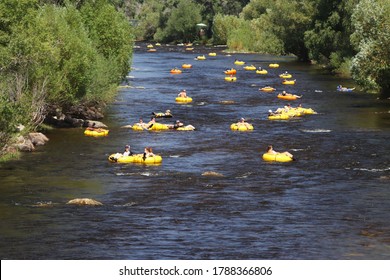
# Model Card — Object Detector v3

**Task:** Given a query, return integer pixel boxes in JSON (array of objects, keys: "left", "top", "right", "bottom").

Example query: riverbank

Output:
[{"left": 0, "top": 102, "right": 109, "bottom": 162}]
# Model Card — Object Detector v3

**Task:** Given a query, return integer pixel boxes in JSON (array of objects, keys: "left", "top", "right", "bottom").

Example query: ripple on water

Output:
[{"left": 1, "top": 47, "right": 390, "bottom": 260}]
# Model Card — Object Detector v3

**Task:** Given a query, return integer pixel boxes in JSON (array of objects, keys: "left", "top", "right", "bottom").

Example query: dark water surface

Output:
[{"left": 1, "top": 45, "right": 390, "bottom": 259}]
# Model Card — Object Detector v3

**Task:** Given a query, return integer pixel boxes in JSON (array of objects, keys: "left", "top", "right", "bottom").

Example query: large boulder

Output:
[
  {"left": 67, "top": 198, "right": 103, "bottom": 206},
  {"left": 201, "top": 171, "right": 224, "bottom": 177},
  {"left": 28, "top": 132, "right": 49, "bottom": 146},
  {"left": 44, "top": 103, "right": 106, "bottom": 128},
  {"left": 68, "top": 104, "right": 104, "bottom": 120},
  {"left": 15, "top": 135, "right": 35, "bottom": 152},
  {"left": 83, "top": 120, "right": 108, "bottom": 128},
  {"left": 64, "top": 116, "right": 84, "bottom": 127}
]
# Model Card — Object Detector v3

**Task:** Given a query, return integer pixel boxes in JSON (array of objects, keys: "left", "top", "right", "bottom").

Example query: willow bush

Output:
[{"left": 0, "top": 0, "right": 134, "bottom": 153}]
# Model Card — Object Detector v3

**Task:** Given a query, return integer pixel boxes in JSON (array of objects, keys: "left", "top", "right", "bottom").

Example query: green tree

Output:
[
  {"left": 3, "top": 4, "right": 100, "bottom": 127},
  {"left": 304, "top": 0, "right": 358, "bottom": 70},
  {"left": 350, "top": 0, "right": 390, "bottom": 95},
  {"left": 0, "top": 0, "right": 134, "bottom": 153},
  {"left": 225, "top": 0, "right": 314, "bottom": 59},
  {"left": 212, "top": 14, "right": 241, "bottom": 45},
  {"left": 154, "top": 0, "right": 202, "bottom": 43},
  {"left": 80, "top": 0, "right": 133, "bottom": 78},
  {"left": 134, "top": 0, "right": 164, "bottom": 40}
]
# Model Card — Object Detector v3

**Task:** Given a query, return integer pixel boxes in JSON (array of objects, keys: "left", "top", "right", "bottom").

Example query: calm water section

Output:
[{"left": 1, "top": 45, "right": 390, "bottom": 259}]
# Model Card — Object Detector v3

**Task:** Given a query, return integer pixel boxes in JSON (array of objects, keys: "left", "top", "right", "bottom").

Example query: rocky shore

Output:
[
  {"left": 44, "top": 103, "right": 107, "bottom": 128},
  {"left": 2, "top": 103, "right": 108, "bottom": 157}
]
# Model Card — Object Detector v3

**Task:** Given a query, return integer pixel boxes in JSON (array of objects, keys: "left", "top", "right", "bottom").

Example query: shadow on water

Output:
[{"left": 1, "top": 44, "right": 390, "bottom": 259}]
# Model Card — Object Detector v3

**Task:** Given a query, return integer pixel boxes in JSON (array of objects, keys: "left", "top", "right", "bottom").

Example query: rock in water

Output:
[
  {"left": 67, "top": 198, "right": 103, "bottom": 206},
  {"left": 29, "top": 132, "right": 49, "bottom": 146},
  {"left": 201, "top": 171, "right": 224, "bottom": 177}
]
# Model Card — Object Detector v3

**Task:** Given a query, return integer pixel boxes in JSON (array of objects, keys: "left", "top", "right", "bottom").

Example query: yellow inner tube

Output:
[
  {"left": 196, "top": 55, "right": 206, "bottom": 60},
  {"left": 262, "top": 153, "right": 292, "bottom": 162},
  {"left": 132, "top": 124, "right": 145, "bottom": 131},
  {"left": 108, "top": 154, "right": 162, "bottom": 164},
  {"left": 175, "top": 96, "right": 193, "bottom": 103},
  {"left": 230, "top": 123, "right": 254, "bottom": 131},
  {"left": 208, "top": 53, "right": 217, "bottom": 56},
  {"left": 282, "top": 80, "right": 296, "bottom": 85},
  {"left": 268, "top": 114, "right": 289, "bottom": 120},
  {"left": 286, "top": 109, "right": 302, "bottom": 117},
  {"left": 84, "top": 129, "right": 109, "bottom": 137},
  {"left": 277, "top": 94, "right": 298, "bottom": 100},
  {"left": 279, "top": 74, "right": 292, "bottom": 79},
  {"left": 132, "top": 122, "right": 170, "bottom": 131},
  {"left": 295, "top": 108, "right": 316, "bottom": 115},
  {"left": 244, "top": 65, "right": 256, "bottom": 71},
  {"left": 269, "top": 63, "right": 280, "bottom": 68},
  {"left": 148, "top": 123, "right": 169, "bottom": 131},
  {"left": 224, "top": 76, "right": 237, "bottom": 82},
  {"left": 260, "top": 87, "right": 276, "bottom": 92},
  {"left": 256, "top": 70, "right": 268, "bottom": 74},
  {"left": 153, "top": 112, "right": 172, "bottom": 118},
  {"left": 176, "top": 125, "right": 195, "bottom": 131},
  {"left": 234, "top": 60, "right": 245, "bottom": 65},
  {"left": 182, "top": 64, "right": 192, "bottom": 69}
]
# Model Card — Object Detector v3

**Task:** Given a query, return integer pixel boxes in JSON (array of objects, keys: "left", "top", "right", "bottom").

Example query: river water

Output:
[{"left": 1, "top": 45, "right": 390, "bottom": 260}]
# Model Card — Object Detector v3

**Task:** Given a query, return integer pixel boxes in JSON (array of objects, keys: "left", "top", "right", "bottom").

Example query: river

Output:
[{"left": 1, "top": 44, "right": 389, "bottom": 259}]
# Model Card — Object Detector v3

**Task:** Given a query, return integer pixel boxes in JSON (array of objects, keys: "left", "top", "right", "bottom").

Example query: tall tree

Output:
[
  {"left": 0, "top": 0, "right": 134, "bottom": 151},
  {"left": 226, "top": 0, "right": 314, "bottom": 59},
  {"left": 154, "top": 0, "right": 202, "bottom": 43},
  {"left": 134, "top": 0, "right": 164, "bottom": 40},
  {"left": 350, "top": 0, "right": 390, "bottom": 96},
  {"left": 304, "top": 0, "right": 358, "bottom": 69}
]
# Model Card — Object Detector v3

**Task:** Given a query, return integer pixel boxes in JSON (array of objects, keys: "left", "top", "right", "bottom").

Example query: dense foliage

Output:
[
  {"left": 1, "top": 0, "right": 389, "bottom": 154},
  {"left": 129, "top": 0, "right": 249, "bottom": 41},
  {"left": 128, "top": 0, "right": 389, "bottom": 95},
  {"left": 350, "top": 0, "right": 390, "bottom": 94},
  {"left": 0, "top": 0, "right": 133, "bottom": 152}
]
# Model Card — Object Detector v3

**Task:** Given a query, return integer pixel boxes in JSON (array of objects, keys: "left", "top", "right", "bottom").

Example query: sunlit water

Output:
[{"left": 1, "top": 44, "right": 390, "bottom": 259}]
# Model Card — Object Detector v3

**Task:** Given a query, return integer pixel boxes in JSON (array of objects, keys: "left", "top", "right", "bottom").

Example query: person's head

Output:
[
  {"left": 267, "top": 145, "right": 273, "bottom": 152},
  {"left": 166, "top": 109, "right": 171, "bottom": 113},
  {"left": 287, "top": 103, "right": 291, "bottom": 107},
  {"left": 139, "top": 118, "right": 143, "bottom": 123},
  {"left": 125, "top": 145, "right": 130, "bottom": 150},
  {"left": 240, "top": 117, "right": 245, "bottom": 122},
  {"left": 268, "top": 110, "right": 273, "bottom": 114}
]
